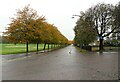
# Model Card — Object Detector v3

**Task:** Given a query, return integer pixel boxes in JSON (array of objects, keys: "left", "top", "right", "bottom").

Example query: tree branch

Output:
[
  {"left": 95, "top": 18, "right": 100, "bottom": 35},
  {"left": 103, "top": 27, "right": 117, "bottom": 37}
]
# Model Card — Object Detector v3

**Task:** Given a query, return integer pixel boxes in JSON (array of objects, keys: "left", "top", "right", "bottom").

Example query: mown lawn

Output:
[
  {"left": 92, "top": 46, "right": 119, "bottom": 52},
  {"left": 1, "top": 44, "right": 57, "bottom": 55}
]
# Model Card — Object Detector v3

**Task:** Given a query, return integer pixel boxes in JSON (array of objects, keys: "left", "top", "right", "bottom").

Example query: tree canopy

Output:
[
  {"left": 3, "top": 5, "right": 68, "bottom": 53},
  {"left": 74, "top": 2, "right": 119, "bottom": 51},
  {"left": 4, "top": 5, "right": 68, "bottom": 45},
  {"left": 74, "top": 15, "right": 97, "bottom": 46}
]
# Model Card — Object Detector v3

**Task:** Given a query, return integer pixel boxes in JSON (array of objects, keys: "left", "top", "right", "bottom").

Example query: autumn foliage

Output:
[{"left": 4, "top": 5, "right": 68, "bottom": 53}]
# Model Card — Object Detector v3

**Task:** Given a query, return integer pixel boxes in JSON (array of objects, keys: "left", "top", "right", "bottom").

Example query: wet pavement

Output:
[{"left": 2, "top": 45, "right": 119, "bottom": 80}]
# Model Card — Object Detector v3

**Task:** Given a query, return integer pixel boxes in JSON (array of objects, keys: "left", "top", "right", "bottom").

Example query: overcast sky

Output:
[{"left": 0, "top": 0, "right": 119, "bottom": 40}]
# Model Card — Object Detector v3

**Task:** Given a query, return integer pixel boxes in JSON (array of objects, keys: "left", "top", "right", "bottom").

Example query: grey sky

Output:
[{"left": 0, "top": 0, "right": 119, "bottom": 40}]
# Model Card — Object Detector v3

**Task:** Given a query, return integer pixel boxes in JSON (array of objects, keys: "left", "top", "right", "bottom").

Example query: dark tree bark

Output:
[
  {"left": 54, "top": 44, "right": 55, "bottom": 48},
  {"left": 99, "top": 37, "right": 104, "bottom": 51},
  {"left": 43, "top": 43, "right": 46, "bottom": 51},
  {"left": 51, "top": 44, "right": 52, "bottom": 49},
  {"left": 36, "top": 43, "right": 39, "bottom": 54},
  {"left": 48, "top": 44, "right": 49, "bottom": 51},
  {"left": 37, "top": 43, "right": 39, "bottom": 51},
  {"left": 26, "top": 42, "right": 28, "bottom": 55}
]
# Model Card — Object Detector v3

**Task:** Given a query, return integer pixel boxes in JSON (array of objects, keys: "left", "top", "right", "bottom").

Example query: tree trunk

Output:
[
  {"left": 99, "top": 38, "right": 104, "bottom": 52},
  {"left": 37, "top": 43, "right": 39, "bottom": 51},
  {"left": 54, "top": 44, "right": 55, "bottom": 48},
  {"left": 48, "top": 44, "right": 49, "bottom": 51},
  {"left": 26, "top": 42, "right": 28, "bottom": 55},
  {"left": 51, "top": 44, "right": 52, "bottom": 49},
  {"left": 36, "top": 43, "right": 39, "bottom": 54},
  {"left": 43, "top": 43, "right": 46, "bottom": 51}
]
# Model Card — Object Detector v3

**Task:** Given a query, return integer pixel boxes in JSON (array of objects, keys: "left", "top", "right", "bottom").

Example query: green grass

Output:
[
  {"left": 1, "top": 44, "right": 59, "bottom": 55},
  {"left": 75, "top": 46, "right": 87, "bottom": 53},
  {"left": 92, "top": 46, "right": 119, "bottom": 52},
  {"left": 74, "top": 46, "right": 119, "bottom": 52}
]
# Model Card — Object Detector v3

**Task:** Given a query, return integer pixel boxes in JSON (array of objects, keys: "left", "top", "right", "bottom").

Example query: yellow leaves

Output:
[{"left": 3, "top": 4, "right": 68, "bottom": 44}]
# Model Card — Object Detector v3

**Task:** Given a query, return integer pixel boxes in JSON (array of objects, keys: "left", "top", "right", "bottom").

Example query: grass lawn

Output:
[
  {"left": 75, "top": 46, "right": 119, "bottom": 52},
  {"left": 92, "top": 46, "right": 119, "bottom": 52},
  {"left": 75, "top": 46, "right": 87, "bottom": 53},
  {"left": 1, "top": 44, "right": 58, "bottom": 55}
]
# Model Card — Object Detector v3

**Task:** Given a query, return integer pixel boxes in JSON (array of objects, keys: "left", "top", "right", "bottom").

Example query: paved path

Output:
[{"left": 2, "top": 45, "right": 118, "bottom": 80}]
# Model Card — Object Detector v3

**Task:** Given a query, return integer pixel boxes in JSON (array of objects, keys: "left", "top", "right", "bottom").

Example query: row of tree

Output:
[
  {"left": 74, "top": 2, "right": 120, "bottom": 51},
  {"left": 3, "top": 5, "right": 68, "bottom": 53}
]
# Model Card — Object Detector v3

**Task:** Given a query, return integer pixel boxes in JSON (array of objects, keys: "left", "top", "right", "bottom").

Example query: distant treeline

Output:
[{"left": 0, "top": 36, "right": 10, "bottom": 44}]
